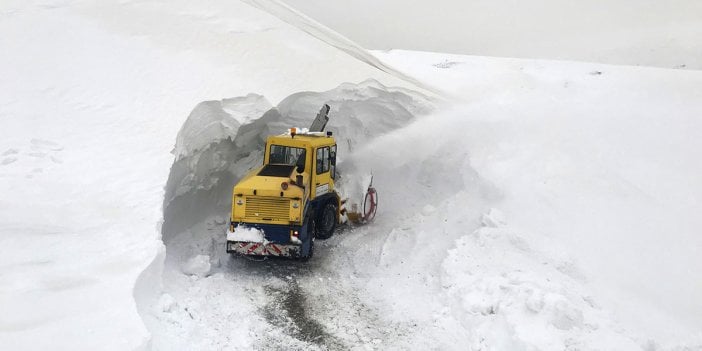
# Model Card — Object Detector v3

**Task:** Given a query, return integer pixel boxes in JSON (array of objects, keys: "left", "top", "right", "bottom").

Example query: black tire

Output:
[
  {"left": 300, "top": 216, "right": 315, "bottom": 261},
  {"left": 300, "top": 235, "right": 314, "bottom": 261},
  {"left": 315, "top": 202, "right": 337, "bottom": 240}
]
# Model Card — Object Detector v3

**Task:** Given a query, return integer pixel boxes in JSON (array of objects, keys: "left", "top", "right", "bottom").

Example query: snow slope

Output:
[
  {"left": 0, "top": 1, "right": 425, "bottom": 350},
  {"left": 366, "top": 50, "right": 702, "bottom": 347}
]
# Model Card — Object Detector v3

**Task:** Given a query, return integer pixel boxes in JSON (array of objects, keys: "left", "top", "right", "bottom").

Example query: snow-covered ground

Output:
[
  {"left": 363, "top": 50, "right": 702, "bottom": 349},
  {"left": 373, "top": 50, "right": 702, "bottom": 335},
  {"left": 2, "top": 1, "right": 701, "bottom": 350}
]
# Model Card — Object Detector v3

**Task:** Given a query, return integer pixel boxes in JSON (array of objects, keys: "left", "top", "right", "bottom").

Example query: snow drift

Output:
[{"left": 367, "top": 50, "right": 702, "bottom": 349}]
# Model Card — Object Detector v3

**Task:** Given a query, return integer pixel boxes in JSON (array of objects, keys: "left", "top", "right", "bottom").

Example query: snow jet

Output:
[{"left": 139, "top": 80, "right": 434, "bottom": 349}]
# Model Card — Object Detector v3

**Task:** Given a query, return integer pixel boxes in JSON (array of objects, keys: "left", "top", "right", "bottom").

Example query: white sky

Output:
[{"left": 282, "top": 0, "right": 702, "bottom": 68}]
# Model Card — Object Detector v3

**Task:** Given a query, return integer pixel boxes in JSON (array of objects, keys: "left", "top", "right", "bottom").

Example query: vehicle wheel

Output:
[
  {"left": 301, "top": 236, "right": 314, "bottom": 261},
  {"left": 315, "top": 202, "right": 337, "bottom": 240},
  {"left": 301, "top": 217, "right": 315, "bottom": 261}
]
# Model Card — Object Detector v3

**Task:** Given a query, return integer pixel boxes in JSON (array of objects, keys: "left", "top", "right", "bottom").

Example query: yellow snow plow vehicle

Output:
[{"left": 226, "top": 105, "right": 377, "bottom": 259}]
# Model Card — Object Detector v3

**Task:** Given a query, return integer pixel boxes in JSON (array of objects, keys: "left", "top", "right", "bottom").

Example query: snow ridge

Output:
[{"left": 241, "top": 0, "right": 445, "bottom": 97}]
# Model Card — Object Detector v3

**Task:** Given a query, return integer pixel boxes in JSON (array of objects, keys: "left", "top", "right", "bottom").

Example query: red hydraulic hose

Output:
[{"left": 362, "top": 187, "right": 378, "bottom": 222}]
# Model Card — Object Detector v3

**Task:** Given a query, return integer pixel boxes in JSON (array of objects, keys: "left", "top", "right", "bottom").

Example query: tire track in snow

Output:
[
  {"left": 258, "top": 274, "right": 344, "bottom": 350},
  {"left": 225, "top": 232, "right": 411, "bottom": 351}
]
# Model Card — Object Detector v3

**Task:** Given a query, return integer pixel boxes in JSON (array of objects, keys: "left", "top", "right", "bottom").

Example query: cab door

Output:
[{"left": 312, "top": 145, "right": 333, "bottom": 198}]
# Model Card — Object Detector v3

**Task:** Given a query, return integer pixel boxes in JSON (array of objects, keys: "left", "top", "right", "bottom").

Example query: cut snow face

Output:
[{"left": 140, "top": 80, "right": 435, "bottom": 350}]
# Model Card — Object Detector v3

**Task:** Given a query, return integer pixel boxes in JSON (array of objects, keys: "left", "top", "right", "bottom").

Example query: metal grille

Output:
[{"left": 245, "top": 197, "right": 290, "bottom": 221}]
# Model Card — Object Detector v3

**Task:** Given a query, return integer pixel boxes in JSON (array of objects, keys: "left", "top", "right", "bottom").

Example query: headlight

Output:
[
  {"left": 292, "top": 201, "right": 299, "bottom": 209},
  {"left": 236, "top": 198, "right": 244, "bottom": 205}
]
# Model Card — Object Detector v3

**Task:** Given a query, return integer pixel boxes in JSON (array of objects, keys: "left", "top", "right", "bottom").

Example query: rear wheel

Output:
[{"left": 315, "top": 202, "right": 337, "bottom": 240}]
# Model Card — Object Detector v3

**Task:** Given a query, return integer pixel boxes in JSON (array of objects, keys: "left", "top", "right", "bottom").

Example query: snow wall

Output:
[{"left": 161, "top": 79, "right": 433, "bottom": 244}]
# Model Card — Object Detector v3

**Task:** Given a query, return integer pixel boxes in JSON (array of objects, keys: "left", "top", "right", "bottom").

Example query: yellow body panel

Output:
[{"left": 231, "top": 132, "right": 337, "bottom": 226}]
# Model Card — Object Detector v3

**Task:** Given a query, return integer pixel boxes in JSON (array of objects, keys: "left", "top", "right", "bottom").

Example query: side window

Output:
[{"left": 316, "top": 147, "right": 330, "bottom": 175}]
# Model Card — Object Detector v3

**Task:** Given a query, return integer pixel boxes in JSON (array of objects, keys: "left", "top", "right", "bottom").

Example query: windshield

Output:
[{"left": 269, "top": 145, "right": 305, "bottom": 166}]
